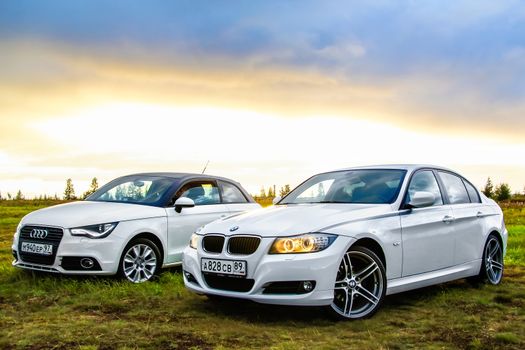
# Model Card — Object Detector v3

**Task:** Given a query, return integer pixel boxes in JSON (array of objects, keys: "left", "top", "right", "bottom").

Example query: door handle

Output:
[
  {"left": 476, "top": 211, "right": 484, "bottom": 218},
  {"left": 442, "top": 215, "right": 455, "bottom": 224},
  {"left": 220, "top": 214, "right": 228, "bottom": 218}
]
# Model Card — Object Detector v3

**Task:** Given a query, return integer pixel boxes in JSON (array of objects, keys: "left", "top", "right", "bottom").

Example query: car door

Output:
[
  {"left": 218, "top": 180, "right": 260, "bottom": 214},
  {"left": 400, "top": 169, "right": 455, "bottom": 276},
  {"left": 437, "top": 171, "right": 485, "bottom": 265},
  {"left": 165, "top": 180, "right": 230, "bottom": 263}
]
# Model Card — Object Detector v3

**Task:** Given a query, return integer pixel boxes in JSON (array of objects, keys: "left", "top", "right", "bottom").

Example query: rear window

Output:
[{"left": 463, "top": 180, "right": 481, "bottom": 203}]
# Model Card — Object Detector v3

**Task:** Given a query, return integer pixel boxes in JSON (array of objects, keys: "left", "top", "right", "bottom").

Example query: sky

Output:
[{"left": 0, "top": 0, "right": 524, "bottom": 197}]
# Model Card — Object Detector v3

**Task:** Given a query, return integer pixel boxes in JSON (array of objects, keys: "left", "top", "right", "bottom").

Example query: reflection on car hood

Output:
[
  {"left": 20, "top": 201, "right": 166, "bottom": 228},
  {"left": 202, "top": 203, "right": 394, "bottom": 237}
]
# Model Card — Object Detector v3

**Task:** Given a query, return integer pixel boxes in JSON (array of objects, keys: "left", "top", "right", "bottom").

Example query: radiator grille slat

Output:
[
  {"left": 202, "top": 235, "right": 225, "bottom": 253},
  {"left": 228, "top": 236, "right": 260, "bottom": 255}
]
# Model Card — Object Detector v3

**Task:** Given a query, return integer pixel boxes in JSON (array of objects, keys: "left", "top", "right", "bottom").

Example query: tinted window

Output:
[
  {"left": 175, "top": 182, "right": 220, "bottom": 205},
  {"left": 407, "top": 170, "right": 443, "bottom": 206},
  {"left": 281, "top": 169, "right": 406, "bottom": 204},
  {"left": 438, "top": 172, "right": 470, "bottom": 204},
  {"left": 463, "top": 180, "right": 481, "bottom": 203},
  {"left": 219, "top": 181, "right": 248, "bottom": 203}
]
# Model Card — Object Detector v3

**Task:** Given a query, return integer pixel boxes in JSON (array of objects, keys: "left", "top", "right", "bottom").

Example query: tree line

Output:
[
  {"left": 253, "top": 184, "right": 292, "bottom": 201},
  {"left": 481, "top": 177, "right": 517, "bottom": 202},
  {"left": 0, "top": 178, "right": 99, "bottom": 201}
]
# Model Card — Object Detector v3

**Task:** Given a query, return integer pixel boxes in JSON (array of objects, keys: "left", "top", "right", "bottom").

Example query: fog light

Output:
[
  {"left": 12, "top": 250, "right": 18, "bottom": 261},
  {"left": 80, "top": 258, "right": 95, "bottom": 269},
  {"left": 303, "top": 281, "right": 314, "bottom": 292}
]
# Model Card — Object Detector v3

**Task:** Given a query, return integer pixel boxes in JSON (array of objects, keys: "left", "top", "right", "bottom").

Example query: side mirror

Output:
[
  {"left": 272, "top": 196, "right": 282, "bottom": 205},
  {"left": 406, "top": 191, "right": 435, "bottom": 208},
  {"left": 174, "top": 197, "right": 195, "bottom": 213}
]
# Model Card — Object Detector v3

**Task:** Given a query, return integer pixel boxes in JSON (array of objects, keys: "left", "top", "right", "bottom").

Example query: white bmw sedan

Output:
[
  {"left": 183, "top": 165, "right": 507, "bottom": 319},
  {"left": 12, "top": 173, "right": 260, "bottom": 283}
]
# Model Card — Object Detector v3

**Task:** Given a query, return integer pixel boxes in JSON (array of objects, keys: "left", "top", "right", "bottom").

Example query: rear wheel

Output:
[
  {"left": 328, "top": 246, "right": 386, "bottom": 320},
  {"left": 479, "top": 234, "right": 504, "bottom": 285},
  {"left": 119, "top": 238, "right": 161, "bottom": 283}
]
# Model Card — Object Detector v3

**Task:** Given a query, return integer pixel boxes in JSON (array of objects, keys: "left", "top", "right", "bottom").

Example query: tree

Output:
[
  {"left": 494, "top": 183, "right": 511, "bottom": 202},
  {"left": 64, "top": 178, "right": 76, "bottom": 200},
  {"left": 267, "top": 186, "right": 274, "bottom": 198},
  {"left": 482, "top": 177, "right": 494, "bottom": 198},
  {"left": 279, "top": 184, "right": 291, "bottom": 197},
  {"left": 259, "top": 186, "right": 266, "bottom": 199},
  {"left": 7, "top": 192, "right": 12, "bottom": 200},
  {"left": 82, "top": 177, "right": 99, "bottom": 199},
  {"left": 0, "top": 191, "right": 2, "bottom": 200},
  {"left": 15, "top": 190, "right": 24, "bottom": 200}
]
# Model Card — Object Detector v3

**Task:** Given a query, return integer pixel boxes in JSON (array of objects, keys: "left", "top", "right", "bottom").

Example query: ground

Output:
[{"left": 0, "top": 200, "right": 524, "bottom": 349}]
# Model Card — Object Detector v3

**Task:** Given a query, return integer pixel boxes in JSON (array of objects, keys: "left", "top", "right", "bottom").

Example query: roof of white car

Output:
[
  {"left": 121, "top": 172, "right": 241, "bottom": 183},
  {"left": 336, "top": 164, "right": 456, "bottom": 172}
]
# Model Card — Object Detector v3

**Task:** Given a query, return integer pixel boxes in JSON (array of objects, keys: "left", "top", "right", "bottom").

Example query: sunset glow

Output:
[{"left": 1, "top": 1, "right": 524, "bottom": 197}]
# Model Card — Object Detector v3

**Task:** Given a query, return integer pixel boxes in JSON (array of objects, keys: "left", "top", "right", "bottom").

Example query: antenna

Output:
[{"left": 201, "top": 160, "right": 210, "bottom": 174}]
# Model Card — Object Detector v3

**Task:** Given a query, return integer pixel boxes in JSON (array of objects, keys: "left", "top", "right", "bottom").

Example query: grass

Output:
[{"left": 0, "top": 200, "right": 524, "bottom": 349}]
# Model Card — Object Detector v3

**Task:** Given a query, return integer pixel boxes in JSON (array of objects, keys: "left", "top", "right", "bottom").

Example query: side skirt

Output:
[{"left": 386, "top": 260, "right": 482, "bottom": 296}]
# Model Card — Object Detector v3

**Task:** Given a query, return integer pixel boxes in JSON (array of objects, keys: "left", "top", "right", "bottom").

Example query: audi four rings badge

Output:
[{"left": 30, "top": 228, "right": 48, "bottom": 239}]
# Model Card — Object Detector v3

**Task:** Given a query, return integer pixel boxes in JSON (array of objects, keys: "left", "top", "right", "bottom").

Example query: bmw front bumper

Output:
[{"left": 182, "top": 235, "right": 355, "bottom": 306}]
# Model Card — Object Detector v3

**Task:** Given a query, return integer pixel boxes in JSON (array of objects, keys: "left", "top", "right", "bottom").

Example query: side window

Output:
[
  {"left": 438, "top": 172, "right": 470, "bottom": 204},
  {"left": 175, "top": 181, "right": 220, "bottom": 205},
  {"left": 407, "top": 170, "right": 443, "bottom": 206},
  {"left": 463, "top": 180, "right": 481, "bottom": 203},
  {"left": 218, "top": 181, "right": 248, "bottom": 203}
]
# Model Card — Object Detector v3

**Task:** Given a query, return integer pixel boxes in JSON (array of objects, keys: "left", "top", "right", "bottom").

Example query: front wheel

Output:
[
  {"left": 328, "top": 246, "right": 386, "bottom": 320},
  {"left": 119, "top": 238, "right": 161, "bottom": 283}
]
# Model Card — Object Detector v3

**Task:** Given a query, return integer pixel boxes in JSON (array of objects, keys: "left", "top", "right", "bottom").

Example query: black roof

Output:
[{"left": 120, "top": 172, "right": 242, "bottom": 184}]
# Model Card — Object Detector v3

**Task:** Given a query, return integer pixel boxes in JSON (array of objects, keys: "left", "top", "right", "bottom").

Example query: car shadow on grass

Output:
[{"left": 185, "top": 278, "right": 483, "bottom": 324}]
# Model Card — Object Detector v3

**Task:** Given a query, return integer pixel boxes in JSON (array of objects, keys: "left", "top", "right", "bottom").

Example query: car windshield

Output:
[
  {"left": 87, "top": 176, "right": 175, "bottom": 205},
  {"left": 280, "top": 169, "right": 406, "bottom": 205}
]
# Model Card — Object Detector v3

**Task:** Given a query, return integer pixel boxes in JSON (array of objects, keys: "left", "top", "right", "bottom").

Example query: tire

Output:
[
  {"left": 327, "top": 246, "right": 386, "bottom": 320},
  {"left": 119, "top": 238, "right": 161, "bottom": 283},
  {"left": 477, "top": 234, "right": 504, "bottom": 285}
]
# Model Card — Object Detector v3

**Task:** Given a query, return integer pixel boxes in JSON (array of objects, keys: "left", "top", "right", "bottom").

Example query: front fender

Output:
[{"left": 322, "top": 214, "right": 402, "bottom": 280}]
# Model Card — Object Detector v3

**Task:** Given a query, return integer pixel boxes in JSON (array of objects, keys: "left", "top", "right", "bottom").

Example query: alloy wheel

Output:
[
  {"left": 484, "top": 236, "right": 503, "bottom": 284},
  {"left": 122, "top": 243, "right": 158, "bottom": 283},
  {"left": 331, "top": 247, "right": 385, "bottom": 319}
]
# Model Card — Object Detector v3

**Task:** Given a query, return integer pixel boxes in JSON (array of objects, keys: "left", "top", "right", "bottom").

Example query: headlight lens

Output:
[
  {"left": 189, "top": 233, "right": 199, "bottom": 249},
  {"left": 269, "top": 233, "right": 337, "bottom": 254},
  {"left": 70, "top": 222, "right": 118, "bottom": 239}
]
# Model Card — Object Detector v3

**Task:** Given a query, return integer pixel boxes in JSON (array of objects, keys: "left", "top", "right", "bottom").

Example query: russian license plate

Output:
[
  {"left": 21, "top": 242, "right": 53, "bottom": 255},
  {"left": 201, "top": 258, "right": 247, "bottom": 277}
]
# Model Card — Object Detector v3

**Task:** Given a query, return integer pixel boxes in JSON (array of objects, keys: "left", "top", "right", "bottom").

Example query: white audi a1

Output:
[
  {"left": 12, "top": 173, "right": 260, "bottom": 283},
  {"left": 183, "top": 165, "right": 507, "bottom": 319}
]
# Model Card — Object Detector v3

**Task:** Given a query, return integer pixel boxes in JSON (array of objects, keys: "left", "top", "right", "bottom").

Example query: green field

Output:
[{"left": 0, "top": 201, "right": 524, "bottom": 349}]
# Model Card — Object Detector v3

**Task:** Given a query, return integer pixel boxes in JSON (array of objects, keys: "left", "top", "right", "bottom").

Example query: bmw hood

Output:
[
  {"left": 19, "top": 201, "right": 166, "bottom": 228},
  {"left": 202, "top": 203, "right": 394, "bottom": 237}
]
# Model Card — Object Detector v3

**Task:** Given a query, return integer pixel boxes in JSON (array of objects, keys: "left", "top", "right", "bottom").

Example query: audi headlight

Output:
[
  {"left": 70, "top": 222, "right": 118, "bottom": 239},
  {"left": 189, "top": 233, "right": 199, "bottom": 249},
  {"left": 269, "top": 233, "right": 337, "bottom": 254}
]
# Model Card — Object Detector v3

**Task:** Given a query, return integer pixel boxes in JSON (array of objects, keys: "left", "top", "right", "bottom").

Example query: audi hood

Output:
[
  {"left": 19, "top": 201, "right": 166, "bottom": 229},
  {"left": 202, "top": 203, "right": 394, "bottom": 237}
]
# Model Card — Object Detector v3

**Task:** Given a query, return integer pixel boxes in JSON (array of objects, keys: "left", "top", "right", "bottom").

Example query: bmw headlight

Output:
[
  {"left": 189, "top": 233, "right": 199, "bottom": 249},
  {"left": 269, "top": 233, "right": 337, "bottom": 254},
  {"left": 70, "top": 222, "right": 118, "bottom": 239}
]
